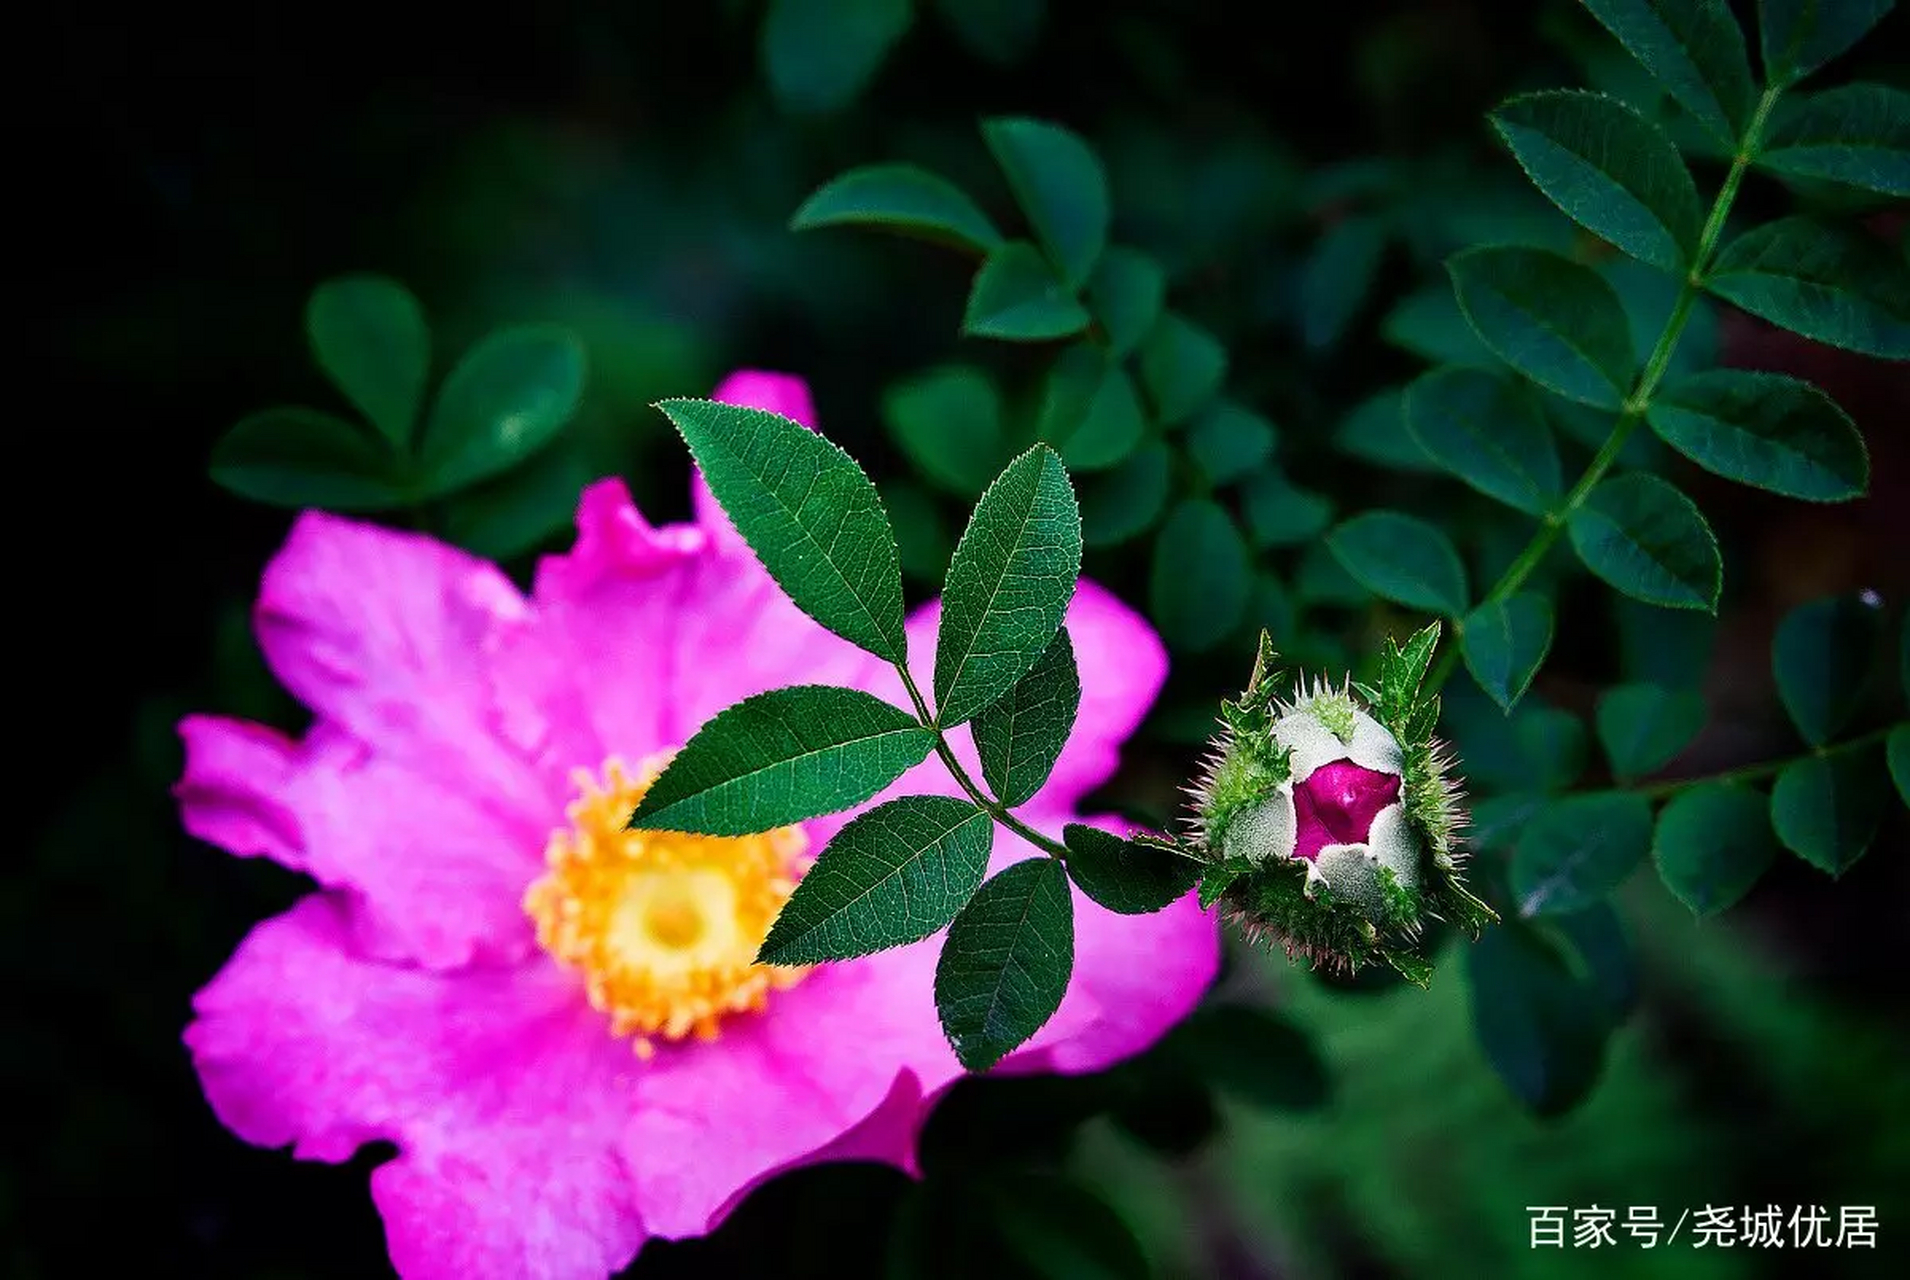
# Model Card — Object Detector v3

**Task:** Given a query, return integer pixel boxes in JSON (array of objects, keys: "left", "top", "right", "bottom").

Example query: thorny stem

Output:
[
  {"left": 895, "top": 665, "right": 1074, "bottom": 860},
  {"left": 1632, "top": 724, "right": 1897, "bottom": 800},
  {"left": 1426, "top": 82, "right": 1788, "bottom": 696}
]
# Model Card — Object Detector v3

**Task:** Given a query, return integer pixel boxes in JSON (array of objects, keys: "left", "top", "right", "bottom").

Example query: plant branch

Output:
[
  {"left": 895, "top": 664, "right": 1074, "bottom": 860},
  {"left": 1632, "top": 724, "right": 1897, "bottom": 800}
]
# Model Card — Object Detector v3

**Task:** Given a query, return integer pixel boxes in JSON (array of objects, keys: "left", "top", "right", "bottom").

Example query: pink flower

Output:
[{"left": 177, "top": 371, "right": 1219, "bottom": 1279}]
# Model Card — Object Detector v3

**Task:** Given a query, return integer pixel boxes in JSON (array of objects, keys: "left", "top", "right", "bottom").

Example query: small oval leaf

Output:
[
  {"left": 1595, "top": 682, "right": 1707, "bottom": 779},
  {"left": 1567, "top": 472, "right": 1721, "bottom": 612},
  {"left": 1461, "top": 594, "right": 1556, "bottom": 711},
  {"left": 1653, "top": 783, "right": 1776, "bottom": 917},
  {"left": 1186, "top": 400, "right": 1278, "bottom": 486},
  {"left": 936, "top": 857, "right": 1075, "bottom": 1071},
  {"left": 1579, "top": 0, "right": 1756, "bottom": 147},
  {"left": 1405, "top": 367, "right": 1563, "bottom": 515},
  {"left": 210, "top": 408, "right": 406, "bottom": 511},
  {"left": 1706, "top": 217, "right": 1910, "bottom": 360},
  {"left": 1242, "top": 469, "right": 1334, "bottom": 548},
  {"left": 974, "top": 629, "right": 1080, "bottom": 808},
  {"left": 305, "top": 274, "right": 430, "bottom": 449},
  {"left": 1773, "top": 594, "right": 1884, "bottom": 746},
  {"left": 1138, "top": 312, "right": 1228, "bottom": 426},
  {"left": 884, "top": 364, "right": 1008, "bottom": 496},
  {"left": 963, "top": 242, "right": 1092, "bottom": 341},
  {"left": 1086, "top": 246, "right": 1166, "bottom": 355},
  {"left": 981, "top": 117, "right": 1110, "bottom": 286},
  {"left": 1647, "top": 370, "right": 1868, "bottom": 501},
  {"left": 1326, "top": 511, "right": 1470, "bottom": 615},
  {"left": 790, "top": 163, "right": 1005, "bottom": 252},
  {"left": 1080, "top": 443, "right": 1172, "bottom": 548},
  {"left": 1062, "top": 825, "right": 1200, "bottom": 914},
  {"left": 1757, "top": 0, "right": 1893, "bottom": 85},
  {"left": 1448, "top": 246, "right": 1639, "bottom": 409},
  {"left": 1150, "top": 499, "right": 1252, "bottom": 653},
  {"left": 1512, "top": 791, "right": 1654, "bottom": 917},
  {"left": 1761, "top": 83, "right": 1910, "bottom": 197},
  {"left": 761, "top": 0, "right": 912, "bottom": 115},
  {"left": 1771, "top": 751, "right": 1888, "bottom": 876},
  {"left": 417, "top": 325, "right": 586, "bottom": 497}
]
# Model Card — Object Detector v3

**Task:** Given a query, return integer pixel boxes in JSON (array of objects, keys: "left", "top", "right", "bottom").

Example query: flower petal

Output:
[
  {"left": 186, "top": 895, "right": 650, "bottom": 1279},
  {"left": 175, "top": 715, "right": 304, "bottom": 868},
  {"left": 695, "top": 370, "right": 821, "bottom": 557}
]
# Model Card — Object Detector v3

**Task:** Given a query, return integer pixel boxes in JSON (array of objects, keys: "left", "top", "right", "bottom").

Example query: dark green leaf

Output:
[
  {"left": 761, "top": 0, "right": 912, "bottom": 114},
  {"left": 1035, "top": 346, "right": 1145, "bottom": 472},
  {"left": 963, "top": 242, "right": 1092, "bottom": 341},
  {"left": 1762, "top": 83, "right": 1910, "bottom": 197},
  {"left": 1512, "top": 791, "right": 1654, "bottom": 916},
  {"left": 1771, "top": 751, "right": 1888, "bottom": 875},
  {"left": 1186, "top": 400, "right": 1277, "bottom": 486},
  {"left": 1490, "top": 90, "right": 1703, "bottom": 269},
  {"left": 1546, "top": 902, "right": 1637, "bottom": 1019},
  {"left": 1647, "top": 370, "right": 1868, "bottom": 501},
  {"left": 1654, "top": 783, "right": 1776, "bottom": 916},
  {"left": 1404, "top": 367, "right": 1563, "bottom": 515},
  {"left": 1615, "top": 595, "right": 1716, "bottom": 690},
  {"left": 1448, "top": 246, "right": 1639, "bottom": 408},
  {"left": 1300, "top": 215, "right": 1388, "bottom": 348},
  {"left": 757, "top": 796, "right": 994, "bottom": 965},
  {"left": 1161, "top": 1004, "right": 1331, "bottom": 1111},
  {"left": 936, "top": 857, "right": 1075, "bottom": 1070},
  {"left": 1150, "top": 499, "right": 1251, "bottom": 652},
  {"left": 1757, "top": 0, "right": 1893, "bottom": 84},
  {"left": 1086, "top": 246, "right": 1166, "bottom": 355},
  {"left": 1773, "top": 594, "right": 1884, "bottom": 745},
  {"left": 884, "top": 364, "right": 1007, "bottom": 496},
  {"left": 1469, "top": 793, "right": 1548, "bottom": 851},
  {"left": 1596, "top": 682, "right": 1707, "bottom": 778},
  {"left": 1461, "top": 594, "right": 1555, "bottom": 711},
  {"left": 883, "top": 479, "right": 954, "bottom": 582},
  {"left": 974, "top": 630, "right": 1080, "bottom": 808},
  {"left": 1080, "top": 442, "right": 1172, "bottom": 547},
  {"left": 790, "top": 163, "right": 1004, "bottom": 252},
  {"left": 1466, "top": 917, "right": 1615, "bottom": 1115},
  {"left": 1888, "top": 724, "right": 1908, "bottom": 806},
  {"left": 935, "top": 447, "right": 1082, "bottom": 727},
  {"left": 440, "top": 432, "right": 593, "bottom": 560},
  {"left": 1334, "top": 388, "right": 1440, "bottom": 474},
  {"left": 630, "top": 686, "right": 934, "bottom": 835},
  {"left": 416, "top": 325, "right": 585, "bottom": 497},
  {"left": 1138, "top": 312, "right": 1228, "bottom": 425},
  {"left": 1706, "top": 217, "right": 1910, "bottom": 359},
  {"left": 1326, "top": 511, "right": 1469, "bottom": 615},
  {"left": 1579, "top": 0, "right": 1756, "bottom": 147},
  {"left": 1567, "top": 472, "right": 1721, "bottom": 611},
  {"left": 658, "top": 398, "right": 908, "bottom": 662},
  {"left": 1241, "top": 469, "right": 1334, "bottom": 548},
  {"left": 986, "top": 1174, "right": 1149, "bottom": 1280},
  {"left": 1382, "top": 286, "right": 1496, "bottom": 366},
  {"left": 210, "top": 408, "right": 405, "bottom": 511},
  {"left": 934, "top": 0, "right": 1046, "bottom": 65},
  {"left": 1297, "top": 542, "right": 1373, "bottom": 608},
  {"left": 1062, "top": 825, "right": 1200, "bottom": 914},
  {"left": 981, "top": 116, "right": 1109, "bottom": 286},
  {"left": 305, "top": 274, "right": 429, "bottom": 449}
]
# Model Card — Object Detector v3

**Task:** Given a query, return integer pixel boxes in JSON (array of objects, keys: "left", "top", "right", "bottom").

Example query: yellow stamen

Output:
[{"left": 523, "top": 754, "right": 810, "bottom": 1058}]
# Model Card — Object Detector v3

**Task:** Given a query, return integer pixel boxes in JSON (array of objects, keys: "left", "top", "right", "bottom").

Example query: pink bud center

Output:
[{"left": 1291, "top": 760, "right": 1401, "bottom": 862}]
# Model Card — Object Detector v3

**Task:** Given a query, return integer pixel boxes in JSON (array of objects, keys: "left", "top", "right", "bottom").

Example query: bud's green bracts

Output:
[{"left": 1187, "top": 625, "right": 1496, "bottom": 984}]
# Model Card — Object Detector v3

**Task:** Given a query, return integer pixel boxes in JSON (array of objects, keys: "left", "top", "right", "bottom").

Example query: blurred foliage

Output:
[{"left": 26, "top": 0, "right": 1910, "bottom": 1275}]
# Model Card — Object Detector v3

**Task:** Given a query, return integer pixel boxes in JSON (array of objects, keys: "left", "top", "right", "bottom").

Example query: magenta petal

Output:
[
  {"left": 1297, "top": 759, "right": 1400, "bottom": 852},
  {"left": 175, "top": 715, "right": 305, "bottom": 868},
  {"left": 186, "top": 895, "right": 650, "bottom": 1278},
  {"left": 695, "top": 371, "right": 821, "bottom": 556}
]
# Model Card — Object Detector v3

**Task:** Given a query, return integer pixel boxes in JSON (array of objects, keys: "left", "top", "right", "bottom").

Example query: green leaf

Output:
[
  {"left": 1490, "top": 90, "right": 1703, "bottom": 270},
  {"left": 1773, "top": 594, "right": 1884, "bottom": 746},
  {"left": 415, "top": 325, "right": 585, "bottom": 498},
  {"left": 1653, "top": 783, "right": 1777, "bottom": 916},
  {"left": 1647, "top": 370, "right": 1868, "bottom": 501},
  {"left": 1461, "top": 594, "right": 1555, "bottom": 711},
  {"left": 1546, "top": 902, "right": 1638, "bottom": 1020},
  {"left": 1326, "top": 512, "right": 1469, "bottom": 615},
  {"left": 1512, "top": 791, "right": 1654, "bottom": 916},
  {"left": 1086, "top": 246, "right": 1166, "bottom": 355},
  {"left": 761, "top": 0, "right": 912, "bottom": 114},
  {"left": 1466, "top": 916, "right": 1616, "bottom": 1115},
  {"left": 934, "top": 0, "right": 1046, "bottom": 65},
  {"left": 1062, "top": 825, "right": 1200, "bottom": 914},
  {"left": 985, "top": 1174, "right": 1149, "bottom": 1280},
  {"left": 1888, "top": 724, "right": 1909, "bottom": 806},
  {"left": 1138, "top": 312, "right": 1228, "bottom": 426},
  {"left": 1404, "top": 367, "right": 1563, "bottom": 515},
  {"left": 1080, "top": 442, "right": 1172, "bottom": 548},
  {"left": 1448, "top": 246, "right": 1639, "bottom": 408},
  {"left": 305, "top": 274, "right": 429, "bottom": 449},
  {"left": 1757, "top": 0, "right": 1894, "bottom": 84},
  {"left": 981, "top": 117, "right": 1108, "bottom": 287},
  {"left": 1035, "top": 346, "right": 1145, "bottom": 472},
  {"left": 1771, "top": 751, "right": 1888, "bottom": 875},
  {"left": 1579, "top": 0, "right": 1756, "bottom": 147},
  {"left": 1150, "top": 500, "right": 1251, "bottom": 652},
  {"left": 630, "top": 686, "right": 934, "bottom": 835},
  {"left": 1383, "top": 285, "right": 1496, "bottom": 366},
  {"left": 210, "top": 408, "right": 406, "bottom": 511},
  {"left": 1160, "top": 1004, "right": 1331, "bottom": 1111},
  {"left": 883, "top": 479, "right": 954, "bottom": 583},
  {"left": 963, "top": 242, "right": 1092, "bottom": 341},
  {"left": 1186, "top": 400, "right": 1277, "bottom": 486},
  {"left": 756, "top": 796, "right": 994, "bottom": 965},
  {"left": 974, "top": 629, "right": 1080, "bottom": 808},
  {"left": 935, "top": 447, "right": 1082, "bottom": 727},
  {"left": 1334, "top": 388, "right": 1440, "bottom": 474},
  {"left": 884, "top": 364, "right": 1007, "bottom": 496},
  {"left": 1706, "top": 217, "right": 1910, "bottom": 360},
  {"left": 1300, "top": 215, "right": 1389, "bottom": 348},
  {"left": 658, "top": 398, "right": 908, "bottom": 663},
  {"left": 935, "top": 857, "right": 1074, "bottom": 1070},
  {"left": 439, "top": 432, "right": 593, "bottom": 560},
  {"left": 1241, "top": 469, "right": 1334, "bottom": 548},
  {"left": 1596, "top": 682, "right": 1707, "bottom": 779},
  {"left": 1566, "top": 472, "right": 1721, "bottom": 611},
  {"left": 790, "top": 163, "right": 1005, "bottom": 253},
  {"left": 1762, "top": 83, "right": 1910, "bottom": 197}
]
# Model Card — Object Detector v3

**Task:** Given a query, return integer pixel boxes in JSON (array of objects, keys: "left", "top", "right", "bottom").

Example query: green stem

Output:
[
  {"left": 1633, "top": 725, "right": 1895, "bottom": 800},
  {"left": 895, "top": 665, "right": 1074, "bottom": 860},
  {"left": 1427, "top": 83, "right": 1786, "bottom": 695}
]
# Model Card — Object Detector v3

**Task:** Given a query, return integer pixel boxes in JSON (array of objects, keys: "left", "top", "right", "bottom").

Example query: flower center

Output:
[{"left": 523, "top": 754, "right": 810, "bottom": 1058}]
